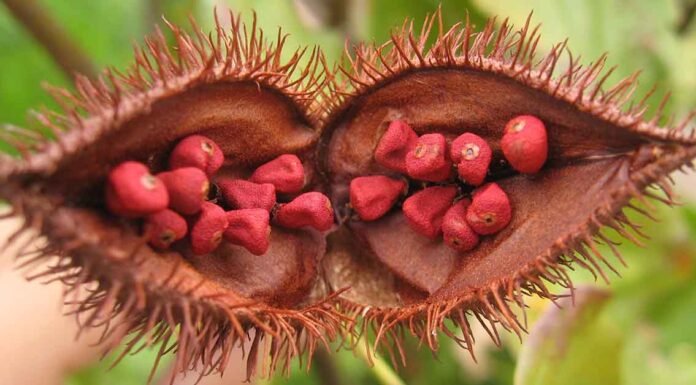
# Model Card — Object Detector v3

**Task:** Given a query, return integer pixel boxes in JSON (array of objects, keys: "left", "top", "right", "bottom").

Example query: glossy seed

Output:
[
  {"left": 169, "top": 135, "right": 224, "bottom": 177},
  {"left": 405, "top": 133, "right": 452, "bottom": 182},
  {"left": 275, "top": 192, "right": 334, "bottom": 231},
  {"left": 349, "top": 175, "right": 406, "bottom": 221},
  {"left": 157, "top": 167, "right": 209, "bottom": 215},
  {"left": 501, "top": 115, "right": 548, "bottom": 174},
  {"left": 224, "top": 209, "right": 271, "bottom": 256},
  {"left": 249, "top": 154, "right": 305, "bottom": 194},
  {"left": 374, "top": 120, "right": 419, "bottom": 173},
  {"left": 442, "top": 199, "right": 479, "bottom": 251},
  {"left": 144, "top": 209, "right": 188, "bottom": 249},
  {"left": 219, "top": 179, "right": 276, "bottom": 212},
  {"left": 189, "top": 202, "right": 229, "bottom": 255},
  {"left": 450, "top": 133, "right": 492, "bottom": 186},
  {"left": 402, "top": 186, "right": 457, "bottom": 239},
  {"left": 466, "top": 183, "right": 512, "bottom": 235},
  {"left": 106, "top": 161, "right": 169, "bottom": 218}
]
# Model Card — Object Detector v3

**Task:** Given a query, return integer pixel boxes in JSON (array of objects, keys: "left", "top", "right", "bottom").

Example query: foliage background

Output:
[{"left": 0, "top": 1, "right": 695, "bottom": 384}]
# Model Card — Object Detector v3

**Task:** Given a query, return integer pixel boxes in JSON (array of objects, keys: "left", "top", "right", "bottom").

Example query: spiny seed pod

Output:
[
  {"left": 405, "top": 133, "right": 452, "bottom": 182},
  {"left": 157, "top": 167, "right": 209, "bottom": 215},
  {"left": 466, "top": 183, "right": 512, "bottom": 235},
  {"left": 275, "top": 192, "right": 334, "bottom": 231},
  {"left": 1, "top": 9, "right": 695, "bottom": 382},
  {"left": 105, "top": 161, "right": 168, "bottom": 218},
  {"left": 402, "top": 186, "right": 458, "bottom": 239},
  {"left": 442, "top": 199, "right": 479, "bottom": 252},
  {"left": 349, "top": 175, "right": 406, "bottom": 221},
  {"left": 218, "top": 179, "right": 276, "bottom": 212},
  {"left": 144, "top": 209, "right": 188, "bottom": 249},
  {"left": 224, "top": 209, "right": 271, "bottom": 255},
  {"left": 374, "top": 120, "right": 418, "bottom": 173},
  {"left": 450, "top": 133, "right": 492, "bottom": 186},
  {"left": 169, "top": 135, "right": 224, "bottom": 177},
  {"left": 501, "top": 115, "right": 548, "bottom": 174},
  {"left": 249, "top": 154, "right": 305, "bottom": 194},
  {"left": 189, "top": 201, "right": 228, "bottom": 255}
]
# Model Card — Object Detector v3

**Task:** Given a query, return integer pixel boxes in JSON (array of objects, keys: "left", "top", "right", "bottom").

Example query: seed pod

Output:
[
  {"left": 501, "top": 115, "right": 548, "bottom": 174},
  {"left": 189, "top": 202, "right": 229, "bottom": 255},
  {"left": 218, "top": 179, "right": 276, "bottom": 212},
  {"left": 169, "top": 135, "right": 224, "bottom": 177},
  {"left": 349, "top": 175, "right": 406, "bottom": 221},
  {"left": 249, "top": 154, "right": 305, "bottom": 194},
  {"left": 402, "top": 186, "right": 458, "bottom": 239},
  {"left": 405, "top": 133, "right": 452, "bottom": 182},
  {"left": 144, "top": 209, "right": 188, "bottom": 249},
  {"left": 105, "top": 161, "right": 168, "bottom": 218},
  {"left": 466, "top": 183, "right": 512, "bottom": 235},
  {"left": 374, "top": 120, "right": 418, "bottom": 173},
  {"left": 442, "top": 200, "right": 479, "bottom": 252},
  {"left": 1, "top": 9, "right": 695, "bottom": 383},
  {"left": 450, "top": 133, "right": 492, "bottom": 186},
  {"left": 275, "top": 192, "right": 334, "bottom": 231},
  {"left": 224, "top": 209, "right": 271, "bottom": 255},
  {"left": 157, "top": 167, "right": 209, "bottom": 215}
]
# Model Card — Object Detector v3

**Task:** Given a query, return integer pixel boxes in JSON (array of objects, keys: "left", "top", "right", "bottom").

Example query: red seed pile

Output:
[
  {"left": 351, "top": 115, "right": 548, "bottom": 252},
  {"left": 105, "top": 135, "right": 334, "bottom": 256}
]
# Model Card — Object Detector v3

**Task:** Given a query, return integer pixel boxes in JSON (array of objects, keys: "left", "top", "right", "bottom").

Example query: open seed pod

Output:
[{"left": 0, "top": 9, "right": 695, "bottom": 381}]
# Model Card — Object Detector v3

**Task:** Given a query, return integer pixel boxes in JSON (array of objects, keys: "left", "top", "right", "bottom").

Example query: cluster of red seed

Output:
[
  {"left": 349, "top": 115, "right": 547, "bottom": 252},
  {"left": 105, "top": 135, "right": 334, "bottom": 255}
]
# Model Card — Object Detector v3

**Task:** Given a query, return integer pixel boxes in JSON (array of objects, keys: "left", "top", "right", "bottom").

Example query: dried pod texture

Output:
[{"left": 0, "top": 8, "right": 695, "bottom": 382}]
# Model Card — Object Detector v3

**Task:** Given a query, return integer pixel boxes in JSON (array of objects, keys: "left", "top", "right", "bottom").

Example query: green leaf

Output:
[{"left": 514, "top": 286, "right": 622, "bottom": 385}]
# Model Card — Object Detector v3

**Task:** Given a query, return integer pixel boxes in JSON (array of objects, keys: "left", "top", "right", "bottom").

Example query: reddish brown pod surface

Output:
[{"left": 0, "top": 9, "right": 695, "bottom": 383}]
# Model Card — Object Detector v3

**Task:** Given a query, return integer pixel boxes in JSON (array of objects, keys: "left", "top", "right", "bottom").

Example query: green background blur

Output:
[{"left": 1, "top": 1, "right": 696, "bottom": 384}]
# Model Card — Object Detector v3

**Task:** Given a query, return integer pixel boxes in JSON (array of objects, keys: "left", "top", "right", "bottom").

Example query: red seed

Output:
[
  {"left": 466, "top": 183, "right": 512, "bottom": 235},
  {"left": 442, "top": 200, "right": 479, "bottom": 252},
  {"left": 374, "top": 120, "right": 418, "bottom": 173},
  {"left": 224, "top": 209, "right": 271, "bottom": 256},
  {"left": 501, "top": 115, "right": 548, "bottom": 173},
  {"left": 275, "top": 192, "right": 334, "bottom": 231},
  {"left": 349, "top": 175, "right": 406, "bottom": 221},
  {"left": 218, "top": 179, "right": 276, "bottom": 212},
  {"left": 249, "top": 154, "right": 305, "bottom": 194},
  {"left": 106, "top": 161, "right": 168, "bottom": 218},
  {"left": 450, "top": 133, "right": 492, "bottom": 186},
  {"left": 402, "top": 186, "right": 457, "bottom": 239},
  {"left": 157, "top": 167, "right": 209, "bottom": 215},
  {"left": 405, "top": 133, "right": 452, "bottom": 182},
  {"left": 169, "top": 135, "right": 224, "bottom": 177},
  {"left": 144, "top": 209, "right": 187, "bottom": 249},
  {"left": 189, "top": 202, "right": 229, "bottom": 255}
]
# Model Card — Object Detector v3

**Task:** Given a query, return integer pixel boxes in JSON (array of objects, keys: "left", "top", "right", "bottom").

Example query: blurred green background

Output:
[{"left": 0, "top": 1, "right": 695, "bottom": 384}]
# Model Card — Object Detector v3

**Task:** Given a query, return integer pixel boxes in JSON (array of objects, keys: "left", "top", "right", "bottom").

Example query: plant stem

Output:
[
  {"left": 1, "top": 0, "right": 97, "bottom": 79},
  {"left": 355, "top": 343, "right": 406, "bottom": 385}
]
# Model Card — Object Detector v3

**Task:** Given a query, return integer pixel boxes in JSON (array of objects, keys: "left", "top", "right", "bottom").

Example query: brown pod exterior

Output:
[{"left": 0, "top": 9, "right": 695, "bottom": 383}]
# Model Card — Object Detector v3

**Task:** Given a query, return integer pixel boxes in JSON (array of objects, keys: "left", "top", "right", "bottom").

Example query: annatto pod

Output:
[{"left": 0, "top": 9, "right": 695, "bottom": 383}]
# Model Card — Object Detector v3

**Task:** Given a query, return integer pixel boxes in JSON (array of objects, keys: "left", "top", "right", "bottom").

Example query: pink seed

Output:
[
  {"left": 249, "top": 154, "right": 305, "bottom": 194},
  {"left": 405, "top": 133, "right": 452, "bottom": 182},
  {"left": 275, "top": 192, "right": 334, "bottom": 231},
  {"left": 189, "top": 202, "right": 228, "bottom": 255},
  {"left": 349, "top": 175, "right": 406, "bottom": 221},
  {"left": 442, "top": 200, "right": 479, "bottom": 252},
  {"left": 466, "top": 183, "right": 512, "bottom": 235},
  {"left": 106, "top": 161, "right": 168, "bottom": 218},
  {"left": 224, "top": 209, "right": 271, "bottom": 256},
  {"left": 402, "top": 186, "right": 457, "bottom": 239},
  {"left": 218, "top": 179, "right": 276, "bottom": 212},
  {"left": 144, "top": 209, "right": 188, "bottom": 249},
  {"left": 157, "top": 167, "right": 209, "bottom": 215},
  {"left": 501, "top": 115, "right": 548, "bottom": 174},
  {"left": 450, "top": 133, "right": 492, "bottom": 186},
  {"left": 169, "top": 135, "right": 224, "bottom": 177},
  {"left": 374, "top": 120, "right": 418, "bottom": 173}
]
